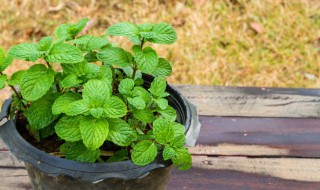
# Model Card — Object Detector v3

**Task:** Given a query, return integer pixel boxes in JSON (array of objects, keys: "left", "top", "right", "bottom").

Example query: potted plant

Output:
[{"left": 0, "top": 19, "right": 201, "bottom": 190}]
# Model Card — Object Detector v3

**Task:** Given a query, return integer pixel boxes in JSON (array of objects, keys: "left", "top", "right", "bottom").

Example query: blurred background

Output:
[{"left": 0, "top": 0, "right": 320, "bottom": 91}]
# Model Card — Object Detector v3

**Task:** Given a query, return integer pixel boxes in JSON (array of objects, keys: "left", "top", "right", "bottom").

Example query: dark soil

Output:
[{"left": 16, "top": 112, "right": 63, "bottom": 153}]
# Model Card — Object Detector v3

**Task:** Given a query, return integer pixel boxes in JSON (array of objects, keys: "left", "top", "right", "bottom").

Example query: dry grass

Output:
[{"left": 0, "top": 0, "right": 320, "bottom": 89}]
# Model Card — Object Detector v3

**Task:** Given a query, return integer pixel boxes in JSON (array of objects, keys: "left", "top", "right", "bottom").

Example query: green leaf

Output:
[
  {"left": 0, "top": 74, "right": 7, "bottom": 90},
  {"left": 106, "top": 22, "right": 140, "bottom": 43},
  {"left": 38, "top": 36, "right": 53, "bottom": 51},
  {"left": 153, "top": 118, "right": 174, "bottom": 144},
  {"left": 97, "top": 46, "right": 131, "bottom": 67},
  {"left": 132, "top": 45, "right": 158, "bottom": 73},
  {"left": 55, "top": 116, "right": 82, "bottom": 141},
  {"left": 102, "top": 96, "right": 127, "bottom": 118},
  {"left": 24, "top": 95, "right": 58, "bottom": 130},
  {"left": 172, "top": 122, "right": 185, "bottom": 137},
  {"left": 7, "top": 70, "right": 25, "bottom": 86},
  {"left": 149, "top": 77, "right": 168, "bottom": 98},
  {"left": 60, "top": 141, "right": 100, "bottom": 162},
  {"left": 73, "top": 35, "right": 109, "bottom": 51},
  {"left": 83, "top": 63, "right": 100, "bottom": 78},
  {"left": 80, "top": 117, "right": 109, "bottom": 150},
  {"left": 20, "top": 64, "right": 55, "bottom": 101},
  {"left": 138, "top": 23, "right": 153, "bottom": 32},
  {"left": 39, "top": 124, "right": 56, "bottom": 139},
  {"left": 131, "top": 140, "right": 158, "bottom": 166},
  {"left": 83, "top": 79, "right": 110, "bottom": 107},
  {"left": 61, "top": 61, "right": 87, "bottom": 76},
  {"left": 133, "top": 108, "right": 155, "bottom": 123},
  {"left": 148, "top": 22, "right": 177, "bottom": 44},
  {"left": 152, "top": 58, "right": 172, "bottom": 77},
  {"left": 163, "top": 144, "right": 175, "bottom": 160},
  {"left": 90, "top": 108, "right": 104, "bottom": 118},
  {"left": 171, "top": 147, "right": 192, "bottom": 170},
  {"left": 132, "top": 87, "right": 151, "bottom": 103},
  {"left": 55, "top": 18, "right": 89, "bottom": 40},
  {"left": 118, "top": 78, "right": 134, "bottom": 95},
  {"left": 155, "top": 98, "right": 168, "bottom": 110},
  {"left": 157, "top": 105, "right": 177, "bottom": 122},
  {"left": 108, "top": 118, "right": 135, "bottom": 146},
  {"left": 0, "top": 48, "right": 13, "bottom": 72},
  {"left": 128, "top": 97, "right": 146, "bottom": 110},
  {"left": 65, "top": 99, "right": 90, "bottom": 116},
  {"left": 8, "top": 43, "right": 41, "bottom": 61},
  {"left": 171, "top": 134, "right": 185, "bottom": 147},
  {"left": 106, "top": 149, "right": 128, "bottom": 163},
  {"left": 60, "top": 74, "right": 83, "bottom": 88},
  {"left": 122, "top": 66, "right": 142, "bottom": 80},
  {"left": 52, "top": 92, "right": 82, "bottom": 115},
  {"left": 46, "top": 43, "right": 83, "bottom": 63}
]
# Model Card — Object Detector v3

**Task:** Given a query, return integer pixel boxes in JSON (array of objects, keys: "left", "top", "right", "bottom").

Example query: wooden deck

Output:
[{"left": 1, "top": 85, "right": 320, "bottom": 190}]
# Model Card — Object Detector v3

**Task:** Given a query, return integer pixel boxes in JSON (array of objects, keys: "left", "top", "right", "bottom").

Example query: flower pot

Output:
[{"left": 0, "top": 76, "right": 201, "bottom": 190}]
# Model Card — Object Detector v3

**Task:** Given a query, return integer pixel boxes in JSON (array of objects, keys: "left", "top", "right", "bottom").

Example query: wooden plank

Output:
[
  {"left": 0, "top": 151, "right": 24, "bottom": 168},
  {"left": 175, "top": 85, "right": 320, "bottom": 118},
  {"left": 0, "top": 168, "right": 32, "bottom": 190},
  {"left": 189, "top": 116, "right": 320, "bottom": 158},
  {"left": 168, "top": 167, "right": 320, "bottom": 190}
]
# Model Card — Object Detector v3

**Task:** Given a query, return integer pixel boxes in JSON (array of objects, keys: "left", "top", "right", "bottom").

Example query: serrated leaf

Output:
[
  {"left": 138, "top": 23, "right": 153, "bottom": 32},
  {"left": 122, "top": 66, "right": 142, "bottom": 80},
  {"left": 7, "top": 70, "right": 25, "bottom": 86},
  {"left": 0, "top": 48, "right": 4, "bottom": 62},
  {"left": 128, "top": 97, "right": 146, "bottom": 110},
  {"left": 106, "top": 22, "right": 140, "bottom": 44},
  {"left": 0, "top": 74, "right": 7, "bottom": 90},
  {"left": 83, "top": 79, "right": 110, "bottom": 107},
  {"left": 149, "top": 77, "right": 167, "bottom": 97},
  {"left": 65, "top": 99, "right": 90, "bottom": 116},
  {"left": 60, "top": 74, "right": 83, "bottom": 88},
  {"left": 73, "top": 35, "right": 109, "bottom": 51},
  {"left": 157, "top": 105, "right": 177, "bottom": 122},
  {"left": 172, "top": 122, "right": 185, "bottom": 137},
  {"left": 132, "top": 87, "right": 151, "bottom": 103},
  {"left": 106, "top": 149, "right": 129, "bottom": 163},
  {"left": 118, "top": 78, "right": 134, "bottom": 95},
  {"left": 148, "top": 22, "right": 177, "bottom": 44},
  {"left": 155, "top": 98, "right": 168, "bottom": 110},
  {"left": 131, "top": 140, "right": 157, "bottom": 166},
  {"left": 52, "top": 92, "right": 82, "bottom": 115},
  {"left": 171, "top": 134, "right": 185, "bottom": 147},
  {"left": 24, "top": 95, "right": 58, "bottom": 130},
  {"left": 61, "top": 61, "right": 87, "bottom": 76},
  {"left": 97, "top": 46, "right": 131, "bottom": 67},
  {"left": 90, "top": 108, "right": 104, "bottom": 118},
  {"left": 102, "top": 96, "right": 127, "bottom": 118},
  {"left": 55, "top": 116, "right": 82, "bottom": 141},
  {"left": 0, "top": 55, "right": 13, "bottom": 72},
  {"left": 163, "top": 145, "right": 175, "bottom": 160},
  {"left": 152, "top": 58, "right": 172, "bottom": 77},
  {"left": 83, "top": 63, "right": 100, "bottom": 79},
  {"left": 108, "top": 118, "right": 135, "bottom": 146},
  {"left": 153, "top": 118, "right": 174, "bottom": 144},
  {"left": 60, "top": 141, "right": 100, "bottom": 162},
  {"left": 20, "top": 64, "right": 55, "bottom": 101},
  {"left": 8, "top": 43, "right": 41, "bottom": 61},
  {"left": 172, "top": 147, "right": 192, "bottom": 170},
  {"left": 55, "top": 18, "right": 89, "bottom": 40},
  {"left": 133, "top": 46, "right": 158, "bottom": 73},
  {"left": 132, "top": 108, "right": 155, "bottom": 123},
  {"left": 40, "top": 124, "right": 55, "bottom": 139},
  {"left": 46, "top": 43, "right": 83, "bottom": 63},
  {"left": 38, "top": 36, "right": 53, "bottom": 51},
  {"left": 80, "top": 117, "right": 109, "bottom": 150}
]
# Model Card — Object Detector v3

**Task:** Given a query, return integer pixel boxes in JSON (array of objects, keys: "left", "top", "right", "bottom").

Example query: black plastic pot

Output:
[{"left": 0, "top": 76, "right": 201, "bottom": 190}]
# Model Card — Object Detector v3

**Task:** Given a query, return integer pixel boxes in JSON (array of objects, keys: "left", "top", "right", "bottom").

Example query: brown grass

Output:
[{"left": 0, "top": 0, "right": 320, "bottom": 90}]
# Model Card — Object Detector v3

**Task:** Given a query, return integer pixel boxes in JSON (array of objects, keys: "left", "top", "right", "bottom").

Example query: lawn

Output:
[{"left": 0, "top": 0, "right": 319, "bottom": 88}]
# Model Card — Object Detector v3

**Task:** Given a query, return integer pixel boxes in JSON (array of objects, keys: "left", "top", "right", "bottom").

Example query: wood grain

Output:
[
  {"left": 175, "top": 85, "right": 320, "bottom": 118},
  {"left": 0, "top": 168, "right": 32, "bottom": 190}
]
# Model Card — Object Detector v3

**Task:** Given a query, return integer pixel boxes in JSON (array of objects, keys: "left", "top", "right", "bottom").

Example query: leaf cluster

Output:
[{"left": 0, "top": 19, "right": 191, "bottom": 170}]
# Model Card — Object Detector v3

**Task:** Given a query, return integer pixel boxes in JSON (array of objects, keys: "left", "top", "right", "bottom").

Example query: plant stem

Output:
[
  {"left": 0, "top": 72, "right": 27, "bottom": 108},
  {"left": 45, "top": 61, "right": 52, "bottom": 69},
  {"left": 131, "top": 38, "right": 145, "bottom": 80},
  {"left": 100, "top": 150, "right": 114, "bottom": 157}
]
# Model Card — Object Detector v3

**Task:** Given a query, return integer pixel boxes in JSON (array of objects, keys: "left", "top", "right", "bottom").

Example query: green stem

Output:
[
  {"left": 0, "top": 72, "right": 27, "bottom": 108},
  {"left": 131, "top": 38, "right": 145, "bottom": 80},
  {"left": 100, "top": 150, "right": 114, "bottom": 157},
  {"left": 45, "top": 61, "right": 52, "bottom": 69}
]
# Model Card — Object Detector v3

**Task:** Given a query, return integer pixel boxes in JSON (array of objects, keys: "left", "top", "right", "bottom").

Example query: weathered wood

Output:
[
  {"left": 175, "top": 85, "right": 320, "bottom": 118},
  {"left": 190, "top": 116, "right": 320, "bottom": 157},
  {"left": 0, "top": 168, "right": 32, "bottom": 190},
  {"left": 169, "top": 167, "right": 320, "bottom": 190},
  {"left": 0, "top": 151, "right": 24, "bottom": 168}
]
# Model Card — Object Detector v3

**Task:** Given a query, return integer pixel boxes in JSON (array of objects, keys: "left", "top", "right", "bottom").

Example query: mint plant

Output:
[{"left": 0, "top": 19, "right": 192, "bottom": 170}]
